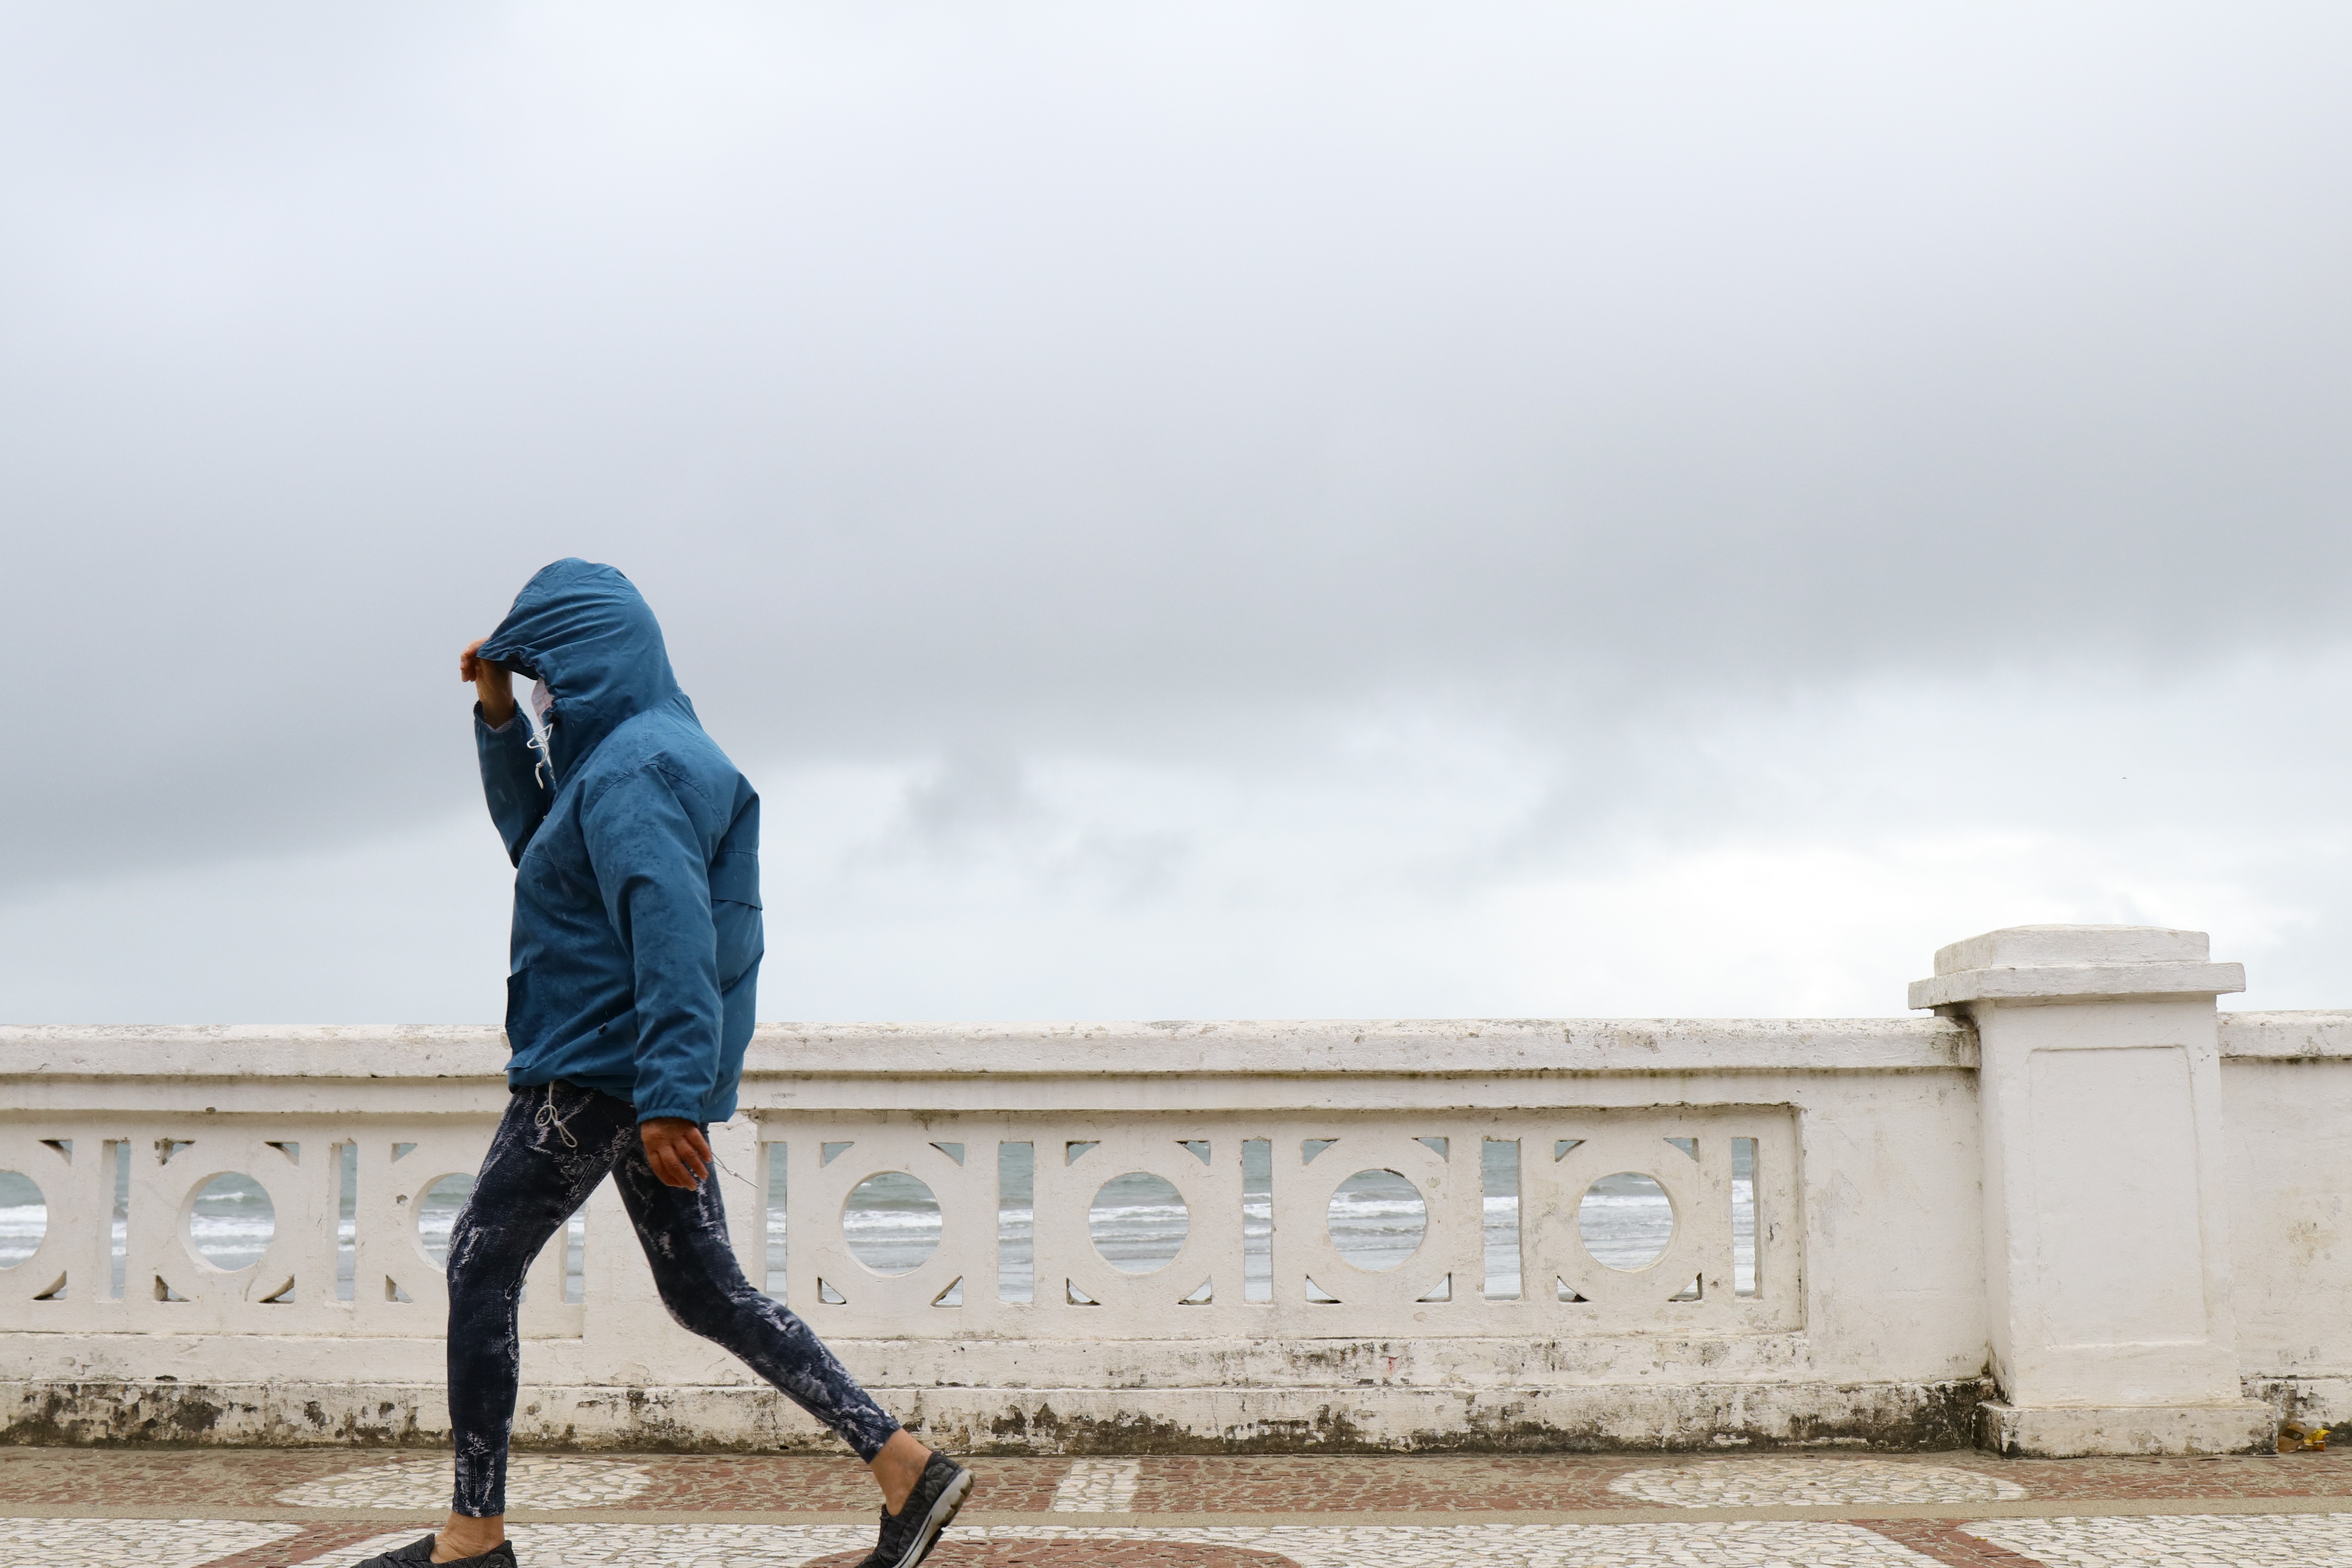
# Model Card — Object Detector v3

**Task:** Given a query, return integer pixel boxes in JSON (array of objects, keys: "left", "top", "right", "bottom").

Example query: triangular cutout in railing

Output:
[
  {"left": 1416, "top": 1274, "right": 1452, "bottom": 1303},
  {"left": 931, "top": 1276, "right": 964, "bottom": 1307}
]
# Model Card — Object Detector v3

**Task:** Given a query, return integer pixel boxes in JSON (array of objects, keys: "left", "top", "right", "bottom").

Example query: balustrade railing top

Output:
[
  {"left": 3, "top": 1010, "right": 2339, "bottom": 1086},
  {"left": 0, "top": 1016, "right": 1981, "bottom": 1083}
]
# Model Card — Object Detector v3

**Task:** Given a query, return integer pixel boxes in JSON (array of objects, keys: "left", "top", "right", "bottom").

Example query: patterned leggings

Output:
[{"left": 445, "top": 1081, "right": 901, "bottom": 1516}]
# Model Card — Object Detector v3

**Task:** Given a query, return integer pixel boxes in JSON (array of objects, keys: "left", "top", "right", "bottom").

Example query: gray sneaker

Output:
[{"left": 859, "top": 1450, "right": 973, "bottom": 1568}]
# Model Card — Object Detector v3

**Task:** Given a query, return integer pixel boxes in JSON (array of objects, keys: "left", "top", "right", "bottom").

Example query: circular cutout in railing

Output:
[
  {"left": 0, "top": 1170, "right": 45, "bottom": 1269},
  {"left": 417, "top": 1174, "right": 474, "bottom": 1266},
  {"left": 1326, "top": 1168, "right": 1426, "bottom": 1271},
  {"left": 843, "top": 1171, "right": 942, "bottom": 1275},
  {"left": 1578, "top": 1171, "right": 1675, "bottom": 1270},
  {"left": 189, "top": 1173, "right": 274, "bottom": 1271},
  {"left": 1089, "top": 1172, "right": 1189, "bottom": 1274}
]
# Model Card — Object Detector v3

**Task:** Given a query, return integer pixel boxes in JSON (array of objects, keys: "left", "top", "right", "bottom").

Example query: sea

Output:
[{"left": 0, "top": 1141, "right": 1755, "bottom": 1303}]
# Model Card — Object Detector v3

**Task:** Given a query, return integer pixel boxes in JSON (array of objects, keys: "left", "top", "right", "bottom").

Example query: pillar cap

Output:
[{"left": 1909, "top": 924, "right": 2244, "bottom": 1010}]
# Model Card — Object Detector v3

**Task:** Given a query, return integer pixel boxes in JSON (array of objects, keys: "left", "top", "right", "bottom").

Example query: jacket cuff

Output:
[{"left": 636, "top": 1105, "right": 702, "bottom": 1125}]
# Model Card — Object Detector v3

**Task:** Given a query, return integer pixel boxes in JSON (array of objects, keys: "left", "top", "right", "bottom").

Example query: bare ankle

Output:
[
  {"left": 870, "top": 1430, "right": 932, "bottom": 1513},
  {"left": 433, "top": 1512, "right": 505, "bottom": 1563}
]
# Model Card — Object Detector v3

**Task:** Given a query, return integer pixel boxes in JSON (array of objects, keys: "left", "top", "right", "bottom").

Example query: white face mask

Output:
[{"left": 530, "top": 679, "right": 555, "bottom": 724}]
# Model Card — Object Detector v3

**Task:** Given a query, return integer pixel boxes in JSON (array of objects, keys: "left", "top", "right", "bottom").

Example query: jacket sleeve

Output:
[
  {"left": 476, "top": 705, "right": 552, "bottom": 866},
  {"left": 579, "top": 763, "right": 722, "bottom": 1123}
]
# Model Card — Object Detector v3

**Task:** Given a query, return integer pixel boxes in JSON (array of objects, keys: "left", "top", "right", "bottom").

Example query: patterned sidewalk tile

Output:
[
  {"left": 1967, "top": 1453, "right": 2352, "bottom": 1503},
  {"left": 1127, "top": 1452, "right": 2046, "bottom": 1513},
  {"left": 0, "top": 1451, "right": 376, "bottom": 1508},
  {"left": 275, "top": 1457, "right": 653, "bottom": 1510},
  {"left": 310, "top": 1520, "right": 1952, "bottom": 1568},
  {"left": 197, "top": 1524, "right": 411, "bottom": 1568},
  {"left": 815, "top": 1545, "right": 1299, "bottom": 1566},
  {"left": 1610, "top": 1458, "right": 2028, "bottom": 1508},
  {"left": 1964, "top": 1510, "right": 2352, "bottom": 1566},
  {"left": 0, "top": 1518, "right": 296, "bottom": 1568},
  {"left": 1857, "top": 1520, "right": 2055, "bottom": 1566},
  {"left": 1051, "top": 1457, "right": 1142, "bottom": 1511},
  {"left": 0, "top": 1450, "right": 1063, "bottom": 1515},
  {"left": 1132, "top": 1450, "right": 2352, "bottom": 1513}
]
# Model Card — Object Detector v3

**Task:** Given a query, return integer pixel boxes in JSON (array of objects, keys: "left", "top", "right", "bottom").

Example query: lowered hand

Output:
[{"left": 641, "top": 1118, "right": 712, "bottom": 1189}]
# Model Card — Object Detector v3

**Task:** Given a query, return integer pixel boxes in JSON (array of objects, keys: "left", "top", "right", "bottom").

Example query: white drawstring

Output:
[
  {"left": 526, "top": 679, "right": 556, "bottom": 788},
  {"left": 535, "top": 1082, "right": 578, "bottom": 1149}
]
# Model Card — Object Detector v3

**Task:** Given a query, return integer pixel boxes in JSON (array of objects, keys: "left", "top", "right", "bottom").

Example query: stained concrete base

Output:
[
  {"left": 1, "top": 1377, "right": 1991, "bottom": 1455},
  {"left": 2246, "top": 1376, "right": 2352, "bottom": 1430},
  {"left": 1974, "top": 1397, "right": 2276, "bottom": 1457}
]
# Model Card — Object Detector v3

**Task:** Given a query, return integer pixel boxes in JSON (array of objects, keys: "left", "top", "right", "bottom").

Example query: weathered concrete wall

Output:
[
  {"left": 0, "top": 927, "right": 2328, "bottom": 1456},
  {"left": 0, "top": 1016, "right": 1991, "bottom": 1452},
  {"left": 0, "top": 1375, "right": 1993, "bottom": 1454},
  {"left": 2218, "top": 1010, "right": 2352, "bottom": 1432}
]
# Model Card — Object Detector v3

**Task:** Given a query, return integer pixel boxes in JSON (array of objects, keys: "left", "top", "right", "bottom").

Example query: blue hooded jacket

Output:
[{"left": 474, "top": 559, "right": 762, "bottom": 1124}]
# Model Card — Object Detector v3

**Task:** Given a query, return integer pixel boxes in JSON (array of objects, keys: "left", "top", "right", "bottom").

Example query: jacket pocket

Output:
[
  {"left": 713, "top": 901, "right": 764, "bottom": 992},
  {"left": 504, "top": 965, "right": 540, "bottom": 1048}
]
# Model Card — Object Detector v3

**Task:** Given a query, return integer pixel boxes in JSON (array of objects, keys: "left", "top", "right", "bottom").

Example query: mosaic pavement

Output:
[
  {"left": 3, "top": 1447, "right": 2350, "bottom": 1566},
  {"left": 276, "top": 1458, "right": 656, "bottom": 1510}
]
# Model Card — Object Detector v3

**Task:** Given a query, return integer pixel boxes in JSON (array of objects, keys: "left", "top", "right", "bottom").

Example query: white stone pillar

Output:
[{"left": 1911, "top": 924, "right": 2274, "bottom": 1456}]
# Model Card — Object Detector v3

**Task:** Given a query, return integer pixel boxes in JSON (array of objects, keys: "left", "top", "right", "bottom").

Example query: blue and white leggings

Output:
[{"left": 444, "top": 1080, "right": 902, "bottom": 1516}]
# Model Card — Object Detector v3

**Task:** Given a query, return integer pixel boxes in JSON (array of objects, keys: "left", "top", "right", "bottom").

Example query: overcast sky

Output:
[{"left": 3, "top": 3, "right": 2348, "bottom": 1024}]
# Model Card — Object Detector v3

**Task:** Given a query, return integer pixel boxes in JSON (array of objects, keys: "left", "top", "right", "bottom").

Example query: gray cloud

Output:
[{"left": 2, "top": 2, "right": 2348, "bottom": 908}]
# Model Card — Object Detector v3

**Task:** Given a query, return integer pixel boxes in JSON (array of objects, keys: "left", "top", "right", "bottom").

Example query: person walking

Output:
[{"left": 360, "top": 559, "right": 970, "bottom": 1568}]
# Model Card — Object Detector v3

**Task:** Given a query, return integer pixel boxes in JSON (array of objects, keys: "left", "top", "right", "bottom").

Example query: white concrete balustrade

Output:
[{"left": 0, "top": 926, "right": 2344, "bottom": 1457}]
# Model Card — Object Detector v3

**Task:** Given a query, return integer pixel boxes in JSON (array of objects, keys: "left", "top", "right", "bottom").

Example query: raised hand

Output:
[{"left": 460, "top": 636, "right": 517, "bottom": 728}]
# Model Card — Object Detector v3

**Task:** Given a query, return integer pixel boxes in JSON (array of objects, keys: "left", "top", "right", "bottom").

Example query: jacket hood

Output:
[{"left": 478, "top": 559, "right": 685, "bottom": 785}]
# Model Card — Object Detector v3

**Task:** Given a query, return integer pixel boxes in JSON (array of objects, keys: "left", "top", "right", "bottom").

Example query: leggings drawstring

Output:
[{"left": 535, "top": 1082, "right": 578, "bottom": 1149}]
